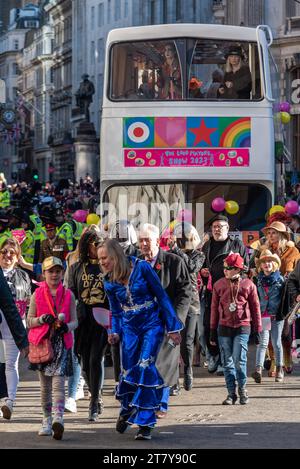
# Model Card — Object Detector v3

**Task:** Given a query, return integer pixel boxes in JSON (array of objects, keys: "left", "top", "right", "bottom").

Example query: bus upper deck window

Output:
[
  {"left": 110, "top": 40, "right": 183, "bottom": 101},
  {"left": 188, "top": 39, "right": 261, "bottom": 101}
]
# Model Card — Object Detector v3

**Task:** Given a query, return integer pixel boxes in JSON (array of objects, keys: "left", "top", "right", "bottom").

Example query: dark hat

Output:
[
  {"left": 210, "top": 215, "right": 229, "bottom": 226},
  {"left": 291, "top": 213, "right": 300, "bottom": 223},
  {"left": 10, "top": 208, "right": 23, "bottom": 221},
  {"left": 225, "top": 46, "right": 243, "bottom": 58},
  {"left": 0, "top": 210, "right": 9, "bottom": 225}
]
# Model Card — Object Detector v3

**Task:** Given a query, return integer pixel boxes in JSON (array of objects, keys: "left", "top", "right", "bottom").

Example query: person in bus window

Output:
[
  {"left": 138, "top": 71, "right": 155, "bottom": 99},
  {"left": 159, "top": 43, "right": 182, "bottom": 100},
  {"left": 206, "top": 69, "right": 224, "bottom": 99},
  {"left": 189, "top": 77, "right": 204, "bottom": 99},
  {"left": 219, "top": 46, "right": 252, "bottom": 100}
]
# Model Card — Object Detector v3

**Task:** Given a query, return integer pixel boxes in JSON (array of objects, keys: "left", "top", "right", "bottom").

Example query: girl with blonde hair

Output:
[{"left": 252, "top": 250, "right": 285, "bottom": 383}]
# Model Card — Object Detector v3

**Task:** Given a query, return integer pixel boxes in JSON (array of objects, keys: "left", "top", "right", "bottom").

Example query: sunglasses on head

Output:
[
  {"left": 0, "top": 249, "right": 17, "bottom": 256},
  {"left": 224, "top": 265, "right": 239, "bottom": 271},
  {"left": 90, "top": 240, "right": 100, "bottom": 247}
]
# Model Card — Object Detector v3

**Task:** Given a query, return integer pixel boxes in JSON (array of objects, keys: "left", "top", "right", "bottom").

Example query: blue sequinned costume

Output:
[{"left": 103, "top": 257, "right": 182, "bottom": 428}]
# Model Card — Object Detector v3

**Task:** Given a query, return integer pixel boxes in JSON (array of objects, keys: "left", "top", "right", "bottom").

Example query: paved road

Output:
[{"left": 1, "top": 345, "right": 300, "bottom": 449}]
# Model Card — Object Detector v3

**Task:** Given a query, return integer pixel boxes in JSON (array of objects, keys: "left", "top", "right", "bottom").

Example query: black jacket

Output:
[
  {"left": 170, "top": 247, "right": 205, "bottom": 314},
  {"left": 202, "top": 235, "right": 248, "bottom": 286},
  {"left": 0, "top": 268, "right": 28, "bottom": 350},
  {"left": 287, "top": 261, "right": 300, "bottom": 304}
]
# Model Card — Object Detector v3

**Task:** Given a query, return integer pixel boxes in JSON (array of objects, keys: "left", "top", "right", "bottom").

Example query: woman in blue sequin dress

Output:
[{"left": 98, "top": 239, "right": 182, "bottom": 441}]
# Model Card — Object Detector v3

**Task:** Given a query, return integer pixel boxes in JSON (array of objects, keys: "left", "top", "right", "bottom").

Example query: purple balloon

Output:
[
  {"left": 285, "top": 200, "right": 299, "bottom": 215},
  {"left": 280, "top": 101, "right": 291, "bottom": 113},
  {"left": 211, "top": 197, "right": 226, "bottom": 212}
]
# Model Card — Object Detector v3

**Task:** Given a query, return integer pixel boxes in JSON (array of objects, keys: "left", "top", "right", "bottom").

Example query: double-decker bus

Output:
[{"left": 100, "top": 23, "right": 279, "bottom": 239}]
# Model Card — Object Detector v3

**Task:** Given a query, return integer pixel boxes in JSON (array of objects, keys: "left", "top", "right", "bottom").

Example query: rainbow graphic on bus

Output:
[{"left": 219, "top": 117, "right": 251, "bottom": 148}]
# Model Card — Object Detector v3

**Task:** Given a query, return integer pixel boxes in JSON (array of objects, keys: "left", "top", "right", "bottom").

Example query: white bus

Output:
[{"left": 100, "top": 23, "right": 280, "bottom": 238}]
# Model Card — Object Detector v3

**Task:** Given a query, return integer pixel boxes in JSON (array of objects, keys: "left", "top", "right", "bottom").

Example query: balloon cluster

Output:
[
  {"left": 72, "top": 210, "right": 100, "bottom": 225},
  {"left": 279, "top": 101, "right": 291, "bottom": 125},
  {"left": 268, "top": 200, "right": 299, "bottom": 217},
  {"left": 211, "top": 197, "right": 239, "bottom": 215}
]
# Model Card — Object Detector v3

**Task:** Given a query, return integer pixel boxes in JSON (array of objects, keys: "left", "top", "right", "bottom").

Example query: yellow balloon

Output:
[
  {"left": 281, "top": 112, "right": 291, "bottom": 124},
  {"left": 269, "top": 205, "right": 285, "bottom": 216},
  {"left": 225, "top": 200, "right": 239, "bottom": 215},
  {"left": 86, "top": 213, "right": 100, "bottom": 225}
]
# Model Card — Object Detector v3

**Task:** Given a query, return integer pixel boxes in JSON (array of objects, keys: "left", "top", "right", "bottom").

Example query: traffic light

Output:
[{"left": 32, "top": 169, "right": 39, "bottom": 180}]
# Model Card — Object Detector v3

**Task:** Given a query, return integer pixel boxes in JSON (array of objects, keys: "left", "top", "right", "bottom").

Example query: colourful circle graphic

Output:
[{"left": 127, "top": 122, "right": 150, "bottom": 143}]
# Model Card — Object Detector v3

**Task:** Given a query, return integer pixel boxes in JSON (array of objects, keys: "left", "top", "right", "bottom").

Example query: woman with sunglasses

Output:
[
  {"left": 0, "top": 238, "right": 31, "bottom": 420},
  {"left": 210, "top": 253, "right": 261, "bottom": 406},
  {"left": 66, "top": 228, "right": 108, "bottom": 421}
]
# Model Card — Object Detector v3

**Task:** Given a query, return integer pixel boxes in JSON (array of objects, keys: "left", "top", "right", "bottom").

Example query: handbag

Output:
[{"left": 28, "top": 337, "right": 54, "bottom": 364}]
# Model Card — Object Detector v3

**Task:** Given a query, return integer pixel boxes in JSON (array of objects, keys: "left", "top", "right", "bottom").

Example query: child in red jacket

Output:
[{"left": 210, "top": 253, "right": 262, "bottom": 405}]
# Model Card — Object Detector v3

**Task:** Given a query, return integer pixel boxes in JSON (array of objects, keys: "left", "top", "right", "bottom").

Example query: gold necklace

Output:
[
  {"left": 88, "top": 258, "right": 99, "bottom": 265},
  {"left": 229, "top": 278, "right": 240, "bottom": 312}
]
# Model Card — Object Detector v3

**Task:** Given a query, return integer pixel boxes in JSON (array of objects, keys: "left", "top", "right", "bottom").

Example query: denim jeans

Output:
[
  {"left": 218, "top": 333, "right": 249, "bottom": 395},
  {"left": 256, "top": 319, "right": 284, "bottom": 367},
  {"left": 68, "top": 352, "right": 82, "bottom": 399},
  {"left": 68, "top": 353, "right": 105, "bottom": 399}
]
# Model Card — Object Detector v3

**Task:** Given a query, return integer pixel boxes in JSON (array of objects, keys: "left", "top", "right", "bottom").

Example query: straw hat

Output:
[
  {"left": 255, "top": 249, "right": 281, "bottom": 270},
  {"left": 261, "top": 221, "right": 290, "bottom": 241}
]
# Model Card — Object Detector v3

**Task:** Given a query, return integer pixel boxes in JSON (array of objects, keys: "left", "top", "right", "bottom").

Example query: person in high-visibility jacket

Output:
[
  {"left": 30, "top": 213, "right": 43, "bottom": 264},
  {"left": 66, "top": 216, "right": 85, "bottom": 249},
  {"left": 54, "top": 207, "right": 74, "bottom": 252},
  {"left": 9, "top": 209, "right": 35, "bottom": 264},
  {"left": 0, "top": 210, "right": 11, "bottom": 248},
  {"left": 0, "top": 187, "right": 10, "bottom": 209}
]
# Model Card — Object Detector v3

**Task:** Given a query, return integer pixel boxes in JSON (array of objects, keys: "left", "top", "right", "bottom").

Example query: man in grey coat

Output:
[{"left": 138, "top": 223, "right": 191, "bottom": 418}]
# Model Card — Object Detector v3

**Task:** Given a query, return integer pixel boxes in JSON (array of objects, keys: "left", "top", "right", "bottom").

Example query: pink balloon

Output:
[
  {"left": 280, "top": 101, "right": 291, "bottom": 113},
  {"left": 285, "top": 200, "right": 299, "bottom": 215},
  {"left": 211, "top": 197, "right": 226, "bottom": 212},
  {"left": 73, "top": 209, "right": 88, "bottom": 223}
]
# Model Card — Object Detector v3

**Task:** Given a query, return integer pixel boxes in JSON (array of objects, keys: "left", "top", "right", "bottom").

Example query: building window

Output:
[
  {"left": 150, "top": 0, "right": 155, "bottom": 24},
  {"left": 98, "top": 3, "right": 104, "bottom": 27},
  {"left": 98, "top": 38, "right": 104, "bottom": 62},
  {"left": 286, "top": 0, "right": 296, "bottom": 17},
  {"left": 12, "top": 63, "right": 20, "bottom": 76},
  {"left": 91, "top": 6, "right": 95, "bottom": 29},
  {"left": 107, "top": 0, "right": 111, "bottom": 23},
  {"left": 162, "top": 0, "right": 168, "bottom": 23},
  {"left": 24, "top": 20, "right": 38, "bottom": 28},
  {"left": 91, "top": 41, "right": 95, "bottom": 66},
  {"left": 176, "top": 0, "right": 182, "bottom": 21},
  {"left": 114, "top": 0, "right": 121, "bottom": 21},
  {"left": 124, "top": 0, "right": 129, "bottom": 17},
  {"left": 13, "top": 39, "right": 19, "bottom": 50}
]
